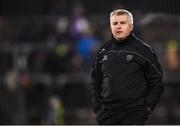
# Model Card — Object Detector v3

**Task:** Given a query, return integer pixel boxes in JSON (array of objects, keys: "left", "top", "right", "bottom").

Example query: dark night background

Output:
[{"left": 0, "top": 0, "right": 180, "bottom": 124}]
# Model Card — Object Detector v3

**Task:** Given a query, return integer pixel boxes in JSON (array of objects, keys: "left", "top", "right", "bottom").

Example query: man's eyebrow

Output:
[{"left": 112, "top": 21, "right": 118, "bottom": 23}]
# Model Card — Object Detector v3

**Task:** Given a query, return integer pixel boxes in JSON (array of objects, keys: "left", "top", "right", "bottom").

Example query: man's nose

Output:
[{"left": 117, "top": 23, "right": 121, "bottom": 29}]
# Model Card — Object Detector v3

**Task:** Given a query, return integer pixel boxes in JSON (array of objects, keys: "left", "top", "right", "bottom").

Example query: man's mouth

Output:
[{"left": 116, "top": 31, "right": 123, "bottom": 34}]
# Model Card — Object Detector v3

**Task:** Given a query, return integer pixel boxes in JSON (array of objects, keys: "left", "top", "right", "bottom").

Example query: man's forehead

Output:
[{"left": 111, "top": 15, "right": 128, "bottom": 21}]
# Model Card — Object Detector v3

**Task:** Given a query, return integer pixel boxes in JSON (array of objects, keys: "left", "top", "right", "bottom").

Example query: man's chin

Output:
[{"left": 115, "top": 36, "right": 124, "bottom": 41}]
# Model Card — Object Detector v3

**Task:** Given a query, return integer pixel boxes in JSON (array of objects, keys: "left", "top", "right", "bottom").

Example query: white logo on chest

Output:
[{"left": 126, "top": 54, "right": 133, "bottom": 61}]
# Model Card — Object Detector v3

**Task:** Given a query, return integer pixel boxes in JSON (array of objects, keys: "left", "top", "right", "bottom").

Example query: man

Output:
[{"left": 90, "top": 9, "right": 164, "bottom": 124}]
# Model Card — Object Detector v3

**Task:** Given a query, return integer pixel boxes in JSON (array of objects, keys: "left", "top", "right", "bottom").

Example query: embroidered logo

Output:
[{"left": 126, "top": 54, "right": 133, "bottom": 61}]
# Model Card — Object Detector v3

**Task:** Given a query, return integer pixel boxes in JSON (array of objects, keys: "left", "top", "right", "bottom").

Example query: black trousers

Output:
[{"left": 96, "top": 107, "right": 149, "bottom": 125}]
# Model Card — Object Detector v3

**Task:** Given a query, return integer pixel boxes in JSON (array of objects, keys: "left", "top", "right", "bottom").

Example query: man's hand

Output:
[{"left": 147, "top": 107, "right": 153, "bottom": 114}]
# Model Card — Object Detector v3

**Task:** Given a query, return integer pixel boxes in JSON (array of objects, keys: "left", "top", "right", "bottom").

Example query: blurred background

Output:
[{"left": 0, "top": 0, "right": 180, "bottom": 124}]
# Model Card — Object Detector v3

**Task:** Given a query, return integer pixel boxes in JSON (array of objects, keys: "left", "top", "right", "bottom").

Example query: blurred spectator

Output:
[
  {"left": 5, "top": 70, "right": 18, "bottom": 91},
  {"left": 47, "top": 96, "right": 64, "bottom": 124},
  {"left": 55, "top": 16, "right": 74, "bottom": 43},
  {"left": 164, "top": 39, "right": 179, "bottom": 71},
  {"left": 69, "top": 3, "right": 90, "bottom": 41},
  {"left": 44, "top": 41, "right": 73, "bottom": 75},
  {"left": 75, "top": 28, "right": 100, "bottom": 62},
  {"left": 56, "top": 16, "right": 69, "bottom": 38}
]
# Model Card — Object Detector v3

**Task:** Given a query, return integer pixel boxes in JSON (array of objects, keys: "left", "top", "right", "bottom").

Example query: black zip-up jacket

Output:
[{"left": 91, "top": 33, "right": 163, "bottom": 114}]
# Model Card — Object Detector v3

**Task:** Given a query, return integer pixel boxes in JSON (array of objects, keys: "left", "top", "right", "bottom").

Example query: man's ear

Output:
[
  {"left": 109, "top": 21, "right": 112, "bottom": 30},
  {"left": 130, "top": 24, "right": 133, "bottom": 31}
]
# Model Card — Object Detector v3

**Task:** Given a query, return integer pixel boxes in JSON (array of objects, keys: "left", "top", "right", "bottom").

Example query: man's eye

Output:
[
  {"left": 121, "top": 22, "right": 127, "bottom": 24},
  {"left": 113, "top": 22, "right": 118, "bottom": 25}
]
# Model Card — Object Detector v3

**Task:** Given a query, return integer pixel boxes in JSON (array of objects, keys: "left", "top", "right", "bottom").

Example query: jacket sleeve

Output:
[
  {"left": 90, "top": 51, "right": 103, "bottom": 113},
  {"left": 144, "top": 47, "right": 164, "bottom": 111}
]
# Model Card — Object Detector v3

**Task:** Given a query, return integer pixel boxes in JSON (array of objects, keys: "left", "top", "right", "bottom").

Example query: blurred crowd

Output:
[{"left": 0, "top": 0, "right": 180, "bottom": 125}]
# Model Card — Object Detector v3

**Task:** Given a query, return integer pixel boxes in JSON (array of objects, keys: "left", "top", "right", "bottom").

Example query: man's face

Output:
[{"left": 110, "top": 14, "right": 133, "bottom": 41}]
